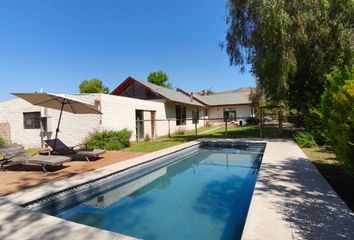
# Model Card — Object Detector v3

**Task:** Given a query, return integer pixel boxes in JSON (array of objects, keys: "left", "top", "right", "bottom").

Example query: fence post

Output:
[
  {"left": 260, "top": 108, "right": 264, "bottom": 138},
  {"left": 135, "top": 119, "right": 139, "bottom": 142},
  {"left": 278, "top": 108, "right": 283, "bottom": 137},
  {"left": 168, "top": 119, "right": 171, "bottom": 138},
  {"left": 225, "top": 120, "right": 228, "bottom": 138}
]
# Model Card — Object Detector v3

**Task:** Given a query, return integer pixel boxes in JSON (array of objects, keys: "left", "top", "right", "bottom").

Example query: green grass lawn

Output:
[
  {"left": 201, "top": 125, "right": 280, "bottom": 138},
  {"left": 125, "top": 125, "right": 282, "bottom": 153},
  {"left": 172, "top": 126, "right": 213, "bottom": 137},
  {"left": 125, "top": 126, "right": 216, "bottom": 152},
  {"left": 124, "top": 138, "right": 189, "bottom": 152}
]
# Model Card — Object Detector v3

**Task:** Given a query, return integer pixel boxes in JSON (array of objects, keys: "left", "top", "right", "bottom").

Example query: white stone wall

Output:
[
  {"left": 99, "top": 95, "right": 204, "bottom": 139},
  {"left": 0, "top": 95, "right": 101, "bottom": 148},
  {"left": 52, "top": 94, "right": 102, "bottom": 147},
  {"left": 99, "top": 94, "right": 168, "bottom": 140},
  {"left": 0, "top": 98, "right": 42, "bottom": 148}
]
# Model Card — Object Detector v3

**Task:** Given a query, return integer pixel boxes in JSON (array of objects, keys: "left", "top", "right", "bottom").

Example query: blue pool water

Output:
[{"left": 39, "top": 144, "right": 264, "bottom": 240}]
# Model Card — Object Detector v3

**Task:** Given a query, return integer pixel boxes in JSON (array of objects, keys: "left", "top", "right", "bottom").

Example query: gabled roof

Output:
[
  {"left": 194, "top": 92, "right": 251, "bottom": 106},
  {"left": 135, "top": 79, "right": 205, "bottom": 107},
  {"left": 111, "top": 77, "right": 251, "bottom": 107},
  {"left": 111, "top": 77, "right": 204, "bottom": 107}
]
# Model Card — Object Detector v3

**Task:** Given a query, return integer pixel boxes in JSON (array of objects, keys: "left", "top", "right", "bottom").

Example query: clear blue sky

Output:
[{"left": 0, "top": 0, "right": 255, "bottom": 101}]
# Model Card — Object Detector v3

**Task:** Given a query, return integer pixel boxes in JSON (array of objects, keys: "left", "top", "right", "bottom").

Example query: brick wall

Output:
[{"left": 0, "top": 123, "right": 10, "bottom": 143}]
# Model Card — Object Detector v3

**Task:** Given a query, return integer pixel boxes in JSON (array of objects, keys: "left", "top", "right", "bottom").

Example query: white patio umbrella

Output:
[{"left": 12, "top": 92, "right": 102, "bottom": 149}]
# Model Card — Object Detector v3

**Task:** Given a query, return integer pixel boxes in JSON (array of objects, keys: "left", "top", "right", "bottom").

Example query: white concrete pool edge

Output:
[
  {"left": 1, "top": 139, "right": 353, "bottom": 240},
  {"left": 241, "top": 139, "right": 354, "bottom": 240},
  {"left": 0, "top": 197, "right": 136, "bottom": 240},
  {"left": 0, "top": 140, "right": 200, "bottom": 240}
]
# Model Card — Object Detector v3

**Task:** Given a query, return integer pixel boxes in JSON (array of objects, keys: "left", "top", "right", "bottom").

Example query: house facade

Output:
[{"left": 0, "top": 77, "right": 253, "bottom": 148}]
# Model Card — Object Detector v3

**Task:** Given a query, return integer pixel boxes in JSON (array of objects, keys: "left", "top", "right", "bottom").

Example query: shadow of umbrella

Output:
[{"left": 12, "top": 92, "right": 102, "bottom": 149}]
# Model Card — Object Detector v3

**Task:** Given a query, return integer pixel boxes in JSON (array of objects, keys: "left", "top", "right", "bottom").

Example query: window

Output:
[
  {"left": 176, "top": 106, "right": 186, "bottom": 125},
  {"left": 23, "top": 112, "right": 41, "bottom": 129},
  {"left": 192, "top": 109, "right": 199, "bottom": 124},
  {"left": 203, "top": 109, "right": 208, "bottom": 117},
  {"left": 223, "top": 108, "right": 236, "bottom": 121}
]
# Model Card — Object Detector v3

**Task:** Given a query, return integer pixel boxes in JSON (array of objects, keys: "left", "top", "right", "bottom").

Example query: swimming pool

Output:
[{"left": 25, "top": 142, "right": 265, "bottom": 240}]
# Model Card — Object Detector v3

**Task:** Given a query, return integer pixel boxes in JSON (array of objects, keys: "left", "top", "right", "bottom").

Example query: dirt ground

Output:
[{"left": 0, "top": 150, "right": 145, "bottom": 196}]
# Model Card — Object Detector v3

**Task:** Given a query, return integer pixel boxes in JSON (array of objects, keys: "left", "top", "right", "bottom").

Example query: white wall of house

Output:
[
  {"left": 0, "top": 94, "right": 205, "bottom": 148},
  {"left": 163, "top": 102, "right": 205, "bottom": 134},
  {"left": 0, "top": 95, "right": 101, "bottom": 148},
  {"left": 98, "top": 94, "right": 167, "bottom": 140},
  {"left": 0, "top": 93, "right": 251, "bottom": 149},
  {"left": 208, "top": 105, "right": 252, "bottom": 125}
]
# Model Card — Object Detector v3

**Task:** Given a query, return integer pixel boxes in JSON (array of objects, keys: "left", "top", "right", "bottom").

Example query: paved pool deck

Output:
[
  {"left": 0, "top": 139, "right": 353, "bottom": 239},
  {"left": 0, "top": 150, "right": 146, "bottom": 196},
  {"left": 242, "top": 139, "right": 354, "bottom": 240}
]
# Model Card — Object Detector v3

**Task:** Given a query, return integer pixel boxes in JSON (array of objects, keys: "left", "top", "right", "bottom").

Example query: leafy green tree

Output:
[
  {"left": 224, "top": 0, "right": 354, "bottom": 113},
  {"left": 79, "top": 78, "right": 109, "bottom": 93},
  {"left": 147, "top": 71, "right": 172, "bottom": 89},
  {"left": 320, "top": 67, "right": 354, "bottom": 174}
]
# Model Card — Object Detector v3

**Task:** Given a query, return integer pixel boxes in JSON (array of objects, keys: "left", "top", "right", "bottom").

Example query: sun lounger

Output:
[
  {"left": 44, "top": 139, "right": 106, "bottom": 161},
  {"left": 0, "top": 144, "right": 71, "bottom": 172}
]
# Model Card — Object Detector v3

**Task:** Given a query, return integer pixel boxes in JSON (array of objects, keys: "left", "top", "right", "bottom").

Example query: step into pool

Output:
[{"left": 25, "top": 142, "right": 265, "bottom": 240}]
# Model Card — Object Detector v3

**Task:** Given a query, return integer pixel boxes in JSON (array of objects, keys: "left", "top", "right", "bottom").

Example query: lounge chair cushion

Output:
[
  {"left": 0, "top": 143, "right": 71, "bottom": 172},
  {"left": 29, "top": 155, "right": 71, "bottom": 166},
  {"left": 0, "top": 144, "right": 27, "bottom": 164},
  {"left": 75, "top": 149, "right": 106, "bottom": 157},
  {"left": 44, "top": 139, "right": 106, "bottom": 158}
]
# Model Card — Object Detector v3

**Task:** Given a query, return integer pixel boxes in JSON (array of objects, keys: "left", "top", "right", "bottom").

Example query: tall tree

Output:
[
  {"left": 224, "top": 0, "right": 354, "bottom": 113},
  {"left": 147, "top": 71, "right": 172, "bottom": 89},
  {"left": 249, "top": 84, "right": 266, "bottom": 117},
  {"left": 79, "top": 78, "right": 109, "bottom": 93}
]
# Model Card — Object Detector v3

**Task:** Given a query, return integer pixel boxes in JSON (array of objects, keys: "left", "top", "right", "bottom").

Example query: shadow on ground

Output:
[{"left": 256, "top": 156, "right": 354, "bottom": 239}]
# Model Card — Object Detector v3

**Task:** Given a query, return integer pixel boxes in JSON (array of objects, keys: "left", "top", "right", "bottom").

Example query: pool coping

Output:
[
  {"left": 0, "top": 140, "right": 200, "bottom": 240},
  {"left": 1, "top": 138, "right": 353, "bottom": 239},
  {"left": 241, "top": 139, "right": 354, "bottom": 240},
  {"left": 4, "top": 141, "right": 200, "bottom": 206}
]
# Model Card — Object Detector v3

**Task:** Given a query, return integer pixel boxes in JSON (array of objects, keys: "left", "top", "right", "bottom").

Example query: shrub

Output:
[
  {"left": 0, "top": 137, "right": 5, "bottom": 145},
  {"left": 85, "top": 129, "right": 132, "bottom": 150},
  {"left": 294, "top": 132, "right": 317, "bottom": 148},
  {"left": 304, "top": 109, "right": 328, "bottom": 145},
  {"left": 246, "top": 117, "right": 260, "bottom": 125},
  {"left": 104, "top": 141, "right": 123, "bottom": 150},
  {"left": 321, "top": 67, "right": 354, "bottom": 174}
]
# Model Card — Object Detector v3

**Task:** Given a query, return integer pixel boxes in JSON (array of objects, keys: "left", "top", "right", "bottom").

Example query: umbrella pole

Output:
[{"left": 53, "top": 102, "right": 65, "bottom": 150}]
